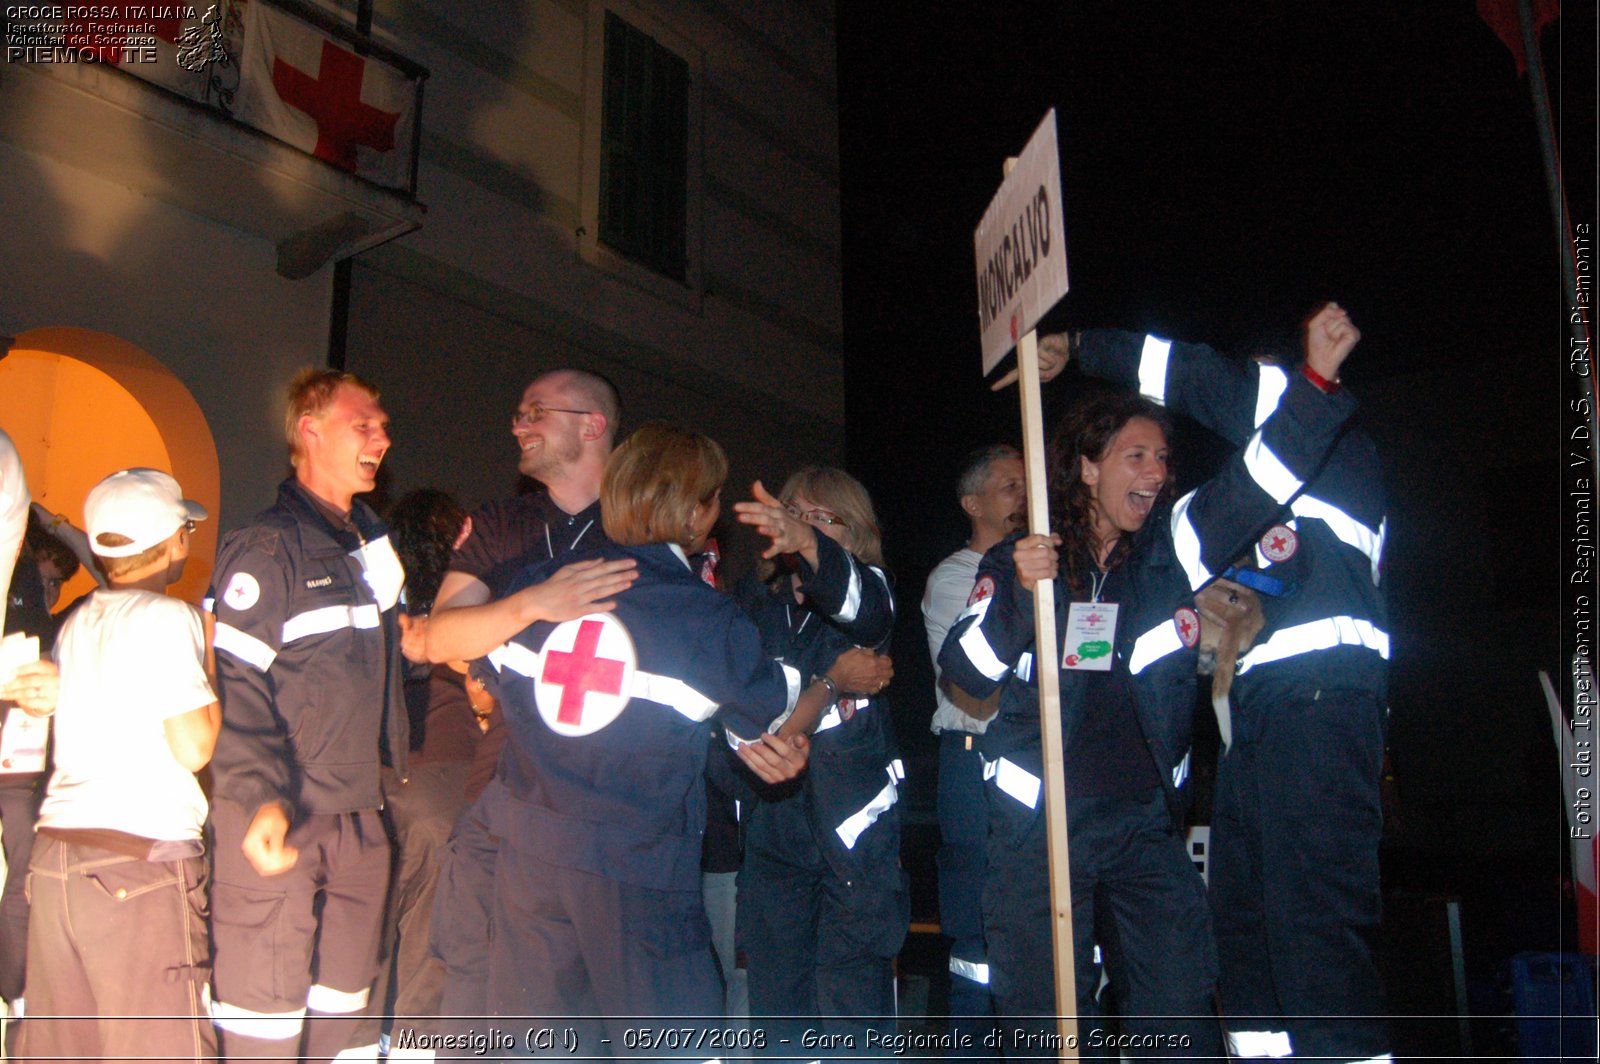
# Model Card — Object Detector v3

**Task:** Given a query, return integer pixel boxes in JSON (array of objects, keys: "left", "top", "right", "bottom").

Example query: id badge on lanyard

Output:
[
  {"left": 1063, "top": 601, "right": 1118, "bottom": 671},
  {"left": 1062, "top": 568, "right": 1117, "bottom": 671}
]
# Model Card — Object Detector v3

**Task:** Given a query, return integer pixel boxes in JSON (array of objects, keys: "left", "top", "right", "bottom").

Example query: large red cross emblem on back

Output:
[
  {"left": 542, "top": 619, "right": 627, "bottom": 726},
  {"left": 273, "top": 41, "right": 400, "bottom": 171}
]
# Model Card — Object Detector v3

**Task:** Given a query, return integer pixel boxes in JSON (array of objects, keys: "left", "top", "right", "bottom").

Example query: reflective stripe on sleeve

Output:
[
  {"left": 1138, "top": 335, "right": 1172, "bottom": 405},
  {"left": 1172, "top": 748, "right": 1191, "bottom": 790},
  {"left": 956, "top": 598, "right": 1010, "bottom": 681},
  {"left": 307, "top": 983, "right": 369, "bottom": 1014},
  {"left": 1291, "top": 495, "right": 1386, "bottom": 584},
  {"left": 210, "top": 999, "right": 306, "bottom": 1040},
  {"left": 834, "top": 565, "right": 890, "bottom": 627},
  {"left": 213, "top": 622, "right": 277, "bottom": 672},
  {"left": 281, "top": 603, "right": 381, "bottom": 645},
  {"left": 1169, "top": 490, "right": 1211, "bottom": 591},
  {"left": 1226, "top": 1030, "right": 1293, "bottom": 1058},
  {"left": 1243, "top": 431, "right": 1303, "bottom": 505},
  {"left": 764, "top": 663, "right": 806, "bottom": 734},
  {"left": 1253, "top": 363, "right": 1289, "bottom": 428},
  {"left": 1237, "top": 616, "right": 1390, "bottom": 673},
  {"left": 1128, "top": 621, "right": 1184, "bottom": 676},
  {"left": 834, "top": 766, "right": 901, "bottom": 849},
  {"left": 781, "top": 662, "right": 802, "bottom": 711},
  {"left": 834, "top": 561, "right": 863, "bottom": 624},
  {"left": 1014, "top": 651, "right": 1033, "bottom": 682}
]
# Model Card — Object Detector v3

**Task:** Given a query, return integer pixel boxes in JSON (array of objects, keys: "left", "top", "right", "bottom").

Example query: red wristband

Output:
[{"left": 1301, "top": 363, "right": 1340, "bottom": 394}]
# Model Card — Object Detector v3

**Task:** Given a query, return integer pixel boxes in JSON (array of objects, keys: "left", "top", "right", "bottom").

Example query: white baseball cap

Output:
[{"left": 84, "top": 468, "right": 208, "bottom": 558}]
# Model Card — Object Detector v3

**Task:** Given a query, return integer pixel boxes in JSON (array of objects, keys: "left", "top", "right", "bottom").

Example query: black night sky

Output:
[{"left": 834, "top": 0, "right": 1597, "bottom": 1035}]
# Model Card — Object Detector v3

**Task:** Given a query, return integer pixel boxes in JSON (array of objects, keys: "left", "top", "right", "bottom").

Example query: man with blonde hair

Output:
[{"left": 207, "top": 368, "right": 407, "bottom": 1063}]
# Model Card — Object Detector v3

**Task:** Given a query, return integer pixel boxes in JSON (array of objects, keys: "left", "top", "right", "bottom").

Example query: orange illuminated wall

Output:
[{"left": 0, "top": 329, "right": 219, "bottom": 607}]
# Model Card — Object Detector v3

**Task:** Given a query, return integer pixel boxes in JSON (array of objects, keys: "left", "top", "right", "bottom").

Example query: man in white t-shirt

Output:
[
  {"left": 1, "top": 468, "right": 219, "bottom": 1062},
  {"left": 921, "top": 444, "right": 1024, "bottom": 1058}
]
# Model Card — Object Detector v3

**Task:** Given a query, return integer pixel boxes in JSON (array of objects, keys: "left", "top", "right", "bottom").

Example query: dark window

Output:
[{"left": 600, "top": 11, "right": 689, "bottom": 282}]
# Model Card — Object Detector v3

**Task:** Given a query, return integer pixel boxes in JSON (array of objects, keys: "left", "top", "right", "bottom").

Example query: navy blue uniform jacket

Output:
[
  {"left": 735, "top": 533, "right": 899, "bottom": 886},
  {"left": 209, "top": 479, "right": 409, "bottom": 817},
  {"left": 490, "top": 541, "right": 802, "bottom": 893},
  {"left": 1078, "top": 329, "right": 1388, "bottom": 697}
]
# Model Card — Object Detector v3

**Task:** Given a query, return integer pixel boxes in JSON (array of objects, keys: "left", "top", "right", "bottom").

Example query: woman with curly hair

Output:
[{"left": 941, "top": 322, "right": 1360, "bottom": 1057}]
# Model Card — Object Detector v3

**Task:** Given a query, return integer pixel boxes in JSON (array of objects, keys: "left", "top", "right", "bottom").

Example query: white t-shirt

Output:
[
  {"left": 0, "top": 429, "right": 26, "bottom": 637},
  {"left": 39, "top": 589, "right": 215, "bottom": 840},
  {"left": 922, "top": 547, "right": 990, "bottom": 736}
]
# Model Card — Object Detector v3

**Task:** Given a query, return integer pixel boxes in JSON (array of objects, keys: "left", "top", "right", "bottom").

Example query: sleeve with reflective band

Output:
[
  {"left": 1177, "top": 370, "right": 1357, "bottom": 581},
  {"left": 937, "top": 536, "right": 1034, "bottom": 699},
  {"left": 796, "top": 532, "right": 895, "bottom": 648},
  {"left": 207, "top": 529, "right": 298, "bottom": 815},
  {"left": 1077, "top": 328, "right": 1266, "bottom": 445}
]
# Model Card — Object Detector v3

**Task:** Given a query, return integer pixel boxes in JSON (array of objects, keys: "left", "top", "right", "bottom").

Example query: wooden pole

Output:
[{"left": 1015, "top": 330, "right": 1079, "bottom": 1054}]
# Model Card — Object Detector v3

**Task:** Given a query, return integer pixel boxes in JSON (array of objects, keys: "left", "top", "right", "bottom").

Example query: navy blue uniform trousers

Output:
[
  {"left": 984, "top": 787, "right": 1221, "bottom": 1060},
  {"left": 1210, "top": 682, "right": 1388, "bottom": 1061}
]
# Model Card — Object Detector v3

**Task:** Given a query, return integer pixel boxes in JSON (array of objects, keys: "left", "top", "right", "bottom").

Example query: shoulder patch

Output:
[
  {"left": 222, "top": 572, "right": 262, "bottom": 612},
  {"left": 967, "top": 575, "right": 997, "bottom": 607},
  {"left": 1259, "top": 523, "right": 1298, "bottom": 563},
  {"left": 1173, "top": 606, "right": 1201, "bottom": 649}
]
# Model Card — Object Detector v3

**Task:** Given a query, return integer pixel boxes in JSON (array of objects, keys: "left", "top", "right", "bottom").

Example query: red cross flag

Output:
[
  {"left": 536, "top": 615, "right": 638, "bottom": 737},
  {"left": 232, "top": 1, "right": 416, "bottom": 189}
]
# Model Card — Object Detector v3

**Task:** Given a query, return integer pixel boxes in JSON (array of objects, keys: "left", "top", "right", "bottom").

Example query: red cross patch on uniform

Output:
[
  {"left": 968, "top": 575, "right": 997, "bottom": 608},
  {"left": 1173, "top": 606, "right": 1201, "bottom": 649},
  {"left": 1260, "top": 523, "right": 1298, "bottom": 563},
  {"left": 534, "top": 613, "right": 637, "bottom": 737}
]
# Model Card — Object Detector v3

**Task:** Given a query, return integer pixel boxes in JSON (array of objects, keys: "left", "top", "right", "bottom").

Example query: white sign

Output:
[{"left": 974, "top": 110, "right": 1070, "bottom": 375}]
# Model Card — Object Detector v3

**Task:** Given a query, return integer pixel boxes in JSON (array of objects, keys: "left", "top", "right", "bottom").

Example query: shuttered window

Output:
[{"left": 599, "top": 11, "right": 689, "bottom": 282}]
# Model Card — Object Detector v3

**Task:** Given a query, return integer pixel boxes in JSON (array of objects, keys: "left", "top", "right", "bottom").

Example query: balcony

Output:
[{"left": 0, "top": 0, "right": 428, "bottom": 278}]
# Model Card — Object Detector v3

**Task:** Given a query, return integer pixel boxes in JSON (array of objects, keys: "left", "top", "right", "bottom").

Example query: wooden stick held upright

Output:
[{"left": 1015, "top": 329, "right": 1079, "bottom": 1053}]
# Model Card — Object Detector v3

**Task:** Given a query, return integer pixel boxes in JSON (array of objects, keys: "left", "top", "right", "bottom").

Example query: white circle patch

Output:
[
  {"left": 535, "top": 613, "right": 637, "bottom": 737},
  {"left": 1260, "top": 524, "right": 1298, "bottom": 564},
  {"left": 968, "top": 575, "right": 997, "bottom": 607},
  {"left": 223, "top": 572, "right": 261, "bottom": 612}
]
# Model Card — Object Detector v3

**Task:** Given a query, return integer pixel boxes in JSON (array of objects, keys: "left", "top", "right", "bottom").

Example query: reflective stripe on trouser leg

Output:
[{"left": 1226, "top": 1029, "right": 1293, "bottom": 1057}]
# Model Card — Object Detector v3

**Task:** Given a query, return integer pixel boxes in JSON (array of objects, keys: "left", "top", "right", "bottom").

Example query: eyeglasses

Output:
[
  {"left": 511, "top": 405, "right": 595, "bottom": 430},
  {"left": 184, "top": 519, "right": 197, "bottom": 533},
  {"left": 787, "top": 506, "right": 849, "bottom": 529}
]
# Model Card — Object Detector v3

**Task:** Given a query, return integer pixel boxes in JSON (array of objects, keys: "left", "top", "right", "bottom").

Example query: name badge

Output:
[{"left": 1063, "top": 601, "right": 1118, "bottom": 671}]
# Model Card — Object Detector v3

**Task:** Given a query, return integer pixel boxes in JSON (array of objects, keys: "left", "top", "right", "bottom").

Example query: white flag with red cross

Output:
[{"left": 231, "top": 0, "right": 415, "bottom": 189}]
